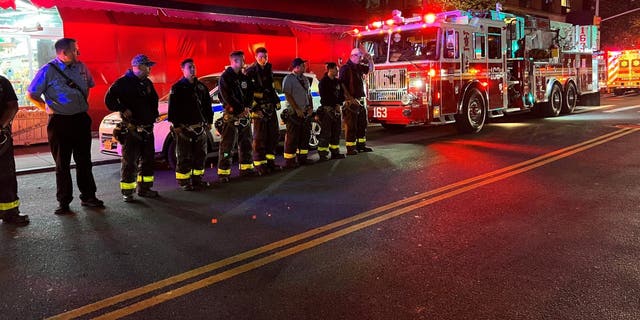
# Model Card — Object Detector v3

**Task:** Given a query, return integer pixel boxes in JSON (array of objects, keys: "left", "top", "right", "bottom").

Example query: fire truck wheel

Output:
[
  {"left": 455, "top": 88, "right": 486, "bottom": 134},
  {"left": 542, "top": 83, "right": 563, "bottom": 117},
  {"left": 561, "top": 82, "right": 577, "bottom": 114}
]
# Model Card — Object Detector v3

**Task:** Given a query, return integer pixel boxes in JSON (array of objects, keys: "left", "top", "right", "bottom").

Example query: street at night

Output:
[{"left": 2, "top": 93, "right": 640, "bottom": 319}]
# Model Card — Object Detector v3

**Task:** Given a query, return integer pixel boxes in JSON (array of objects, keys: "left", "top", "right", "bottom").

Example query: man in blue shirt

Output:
[{"left": 27, "top": 38, "right": 104, "bottom": 215}]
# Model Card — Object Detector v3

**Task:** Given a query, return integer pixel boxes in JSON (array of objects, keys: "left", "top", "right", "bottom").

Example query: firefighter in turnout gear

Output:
[
  {"left": 245, "top": 47, "right": 282, "bottom": 175},
  {"left": 317, "top": 62, "right": 346, "bottom": 161},
  {"left": 0, "top": 76, "right": 29, "bottom": 225},
  {"left": 339, "top": 47, "right": 374, "bottom": 155},
  {"left": 282, "top": 58, "right": 314, "bottom": 168},
  {"left": 105, "top": 54, "right": 160, "bottom": 202},
  {"left": 217, "top": 50, "right": 255, "bottom": 183},
  {"left": 168, "top": 58, "right": 213, "bottom": 191}
]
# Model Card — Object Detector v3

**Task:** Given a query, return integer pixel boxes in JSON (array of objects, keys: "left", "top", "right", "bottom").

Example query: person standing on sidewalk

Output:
[
  {"left": 339, "top": 47, "right": 374, "bottom": 155},
  {"left": 217, "top": 50, "right": 255, "bottom": 182},
  {"left": 0, "top": 75, "right": 29, "bottom": 225},
  {"left": 27, "top": 38, "right": 104, "bottom": 215},
  {"left": 317, "top": 62, "right": 346, "bottom": 161},
  {"left": 245, "top": 47, "right": 282, "bottom": 175},
  {"left": 168, "top": 58, "right": 213, "bottom": 191},
  {"left": 282, "top": 58, "right": 314, "bottom": 168},
  {"left": 105, "top": 54, "right": 160, "bottom": 202}
]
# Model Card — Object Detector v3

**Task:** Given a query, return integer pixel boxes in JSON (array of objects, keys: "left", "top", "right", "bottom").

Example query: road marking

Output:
[
  {"left": 47, "top": 128, "right": 638, "bottom": 320},
  {"left": 572, "top": 105, "right": 614, "bottom": 114},
  {"left": 603, "top": 105, "right": 640, "bottom": 113}
]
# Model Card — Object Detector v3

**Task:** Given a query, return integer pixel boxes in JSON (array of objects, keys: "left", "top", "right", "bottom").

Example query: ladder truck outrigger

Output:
[{"left": 350, "top": 10, "right": 601, "bottom": 133}]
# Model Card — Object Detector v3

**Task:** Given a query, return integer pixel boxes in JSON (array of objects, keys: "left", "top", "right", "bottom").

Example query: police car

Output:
[{"left": 99, "top": 71, "right": 321, "bottom": 168}]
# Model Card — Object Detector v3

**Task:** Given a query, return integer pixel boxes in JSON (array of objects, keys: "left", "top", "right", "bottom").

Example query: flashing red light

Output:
[
  {"left": 481, "top": 81, "right": 488, "bottom": 87},
  {"left": 424, "top": 13, "right": 436, "bottom": 24},
  {"left": 428, "top": 69, "right": 436, "bottom": 77},
  {"left": 353, "top": 28, "right": 360, "bottom": 34},
  {"left": 386, "top": 19, "right": 395, "bottom": 26},
  {"left": 437, "top": 92, "right": 441, "bottom": 100},
  {"left": 372, "top": 21, "right": 383, "bottom": 29}
]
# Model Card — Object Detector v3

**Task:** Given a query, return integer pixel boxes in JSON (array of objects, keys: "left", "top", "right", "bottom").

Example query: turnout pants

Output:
[
  {"left": 283, "top": 113, "right": 311, "bottom": 164},
  {"left": 120, "top": 127, "right": 155, "bottom": 195},
  {"left": 217, "top": 115, "right": 253, "bottom": 178},
  {"left": 343, "top": 100, "right": 368, "bottom": 150},
  {"left": 252, "top": 107, "right": 279, "bottom": 170},
  {"left": 175, "top": 126, "right": 207, "bottom": 186},
  {"left": 317, "top": 105, "right": 342, "bottom": 158},
  {"left": 47, "top": 112, "right": 97, "bottom": 205},
  {"left": 0, "top": 130, "right": 20, "bottom": 217}
]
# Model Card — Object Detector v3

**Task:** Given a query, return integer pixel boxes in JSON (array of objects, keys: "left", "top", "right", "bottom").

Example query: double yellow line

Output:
[{"left": 48, "top": 127, "right": 638, "bottom": 320}]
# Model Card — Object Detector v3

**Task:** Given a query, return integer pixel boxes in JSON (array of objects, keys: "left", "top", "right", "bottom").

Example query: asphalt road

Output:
[{"left": 2, "top": 93, "right": 640, "bottom": 320}]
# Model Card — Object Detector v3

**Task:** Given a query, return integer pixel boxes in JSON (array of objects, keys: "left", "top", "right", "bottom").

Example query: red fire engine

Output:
[
  {"left": 606, "top": 49, "right": 640, "bottom": 96},
  {"left": 350, "top": 10, "right": 601, "bottom": 133}
]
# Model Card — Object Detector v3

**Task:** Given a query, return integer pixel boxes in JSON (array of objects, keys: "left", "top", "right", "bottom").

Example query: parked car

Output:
[{"left": 99, "top": 71, "right": 321, "bottom": 168}]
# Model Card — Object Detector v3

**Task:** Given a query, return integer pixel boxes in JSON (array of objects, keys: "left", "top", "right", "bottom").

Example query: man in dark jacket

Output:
[
  {"left": 317, "top": 62, "right": 346, "bottom": 161},
  {"left": 0, "top": 75, "right": 29, "bottom": 225},
  {"left": 168, "top": 58, "right": 213, "bottom": 191},
  {"left": 245, "top": 47, "right": 282, "bottom": 175},
  {"left": 105, "top": 54, "right": 159, "bottom": 201},
  {"left": 339, "top": 47, "right": 374, "bottom": 155},
  {"left": 217, "top": 50, "right": 255, "bottom": 182}
]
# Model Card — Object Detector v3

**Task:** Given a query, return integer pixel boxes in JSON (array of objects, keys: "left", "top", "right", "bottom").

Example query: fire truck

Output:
[
  {"left": 606, "top": 49, "right": 640, "bottom": 96},
  {"left": 351, "top": 10, "right": 601, "bottom": 133}
]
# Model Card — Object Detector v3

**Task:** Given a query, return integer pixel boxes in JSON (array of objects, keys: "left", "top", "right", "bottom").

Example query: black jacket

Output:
[
  {"left": 319, "top": 73, "right": 344, "bottom": 106},
  {"left": 244, "top": 62, "right": 279, "bottom": 106},
  {"left": 218, "top": 67, "right": 253, "bottom": 116},
  {"left": 105, "top": 70, "right": 159, "bottom": 125},
  {"left": 167, "top": 77, "right": 213, "bottom": 126},
  {"left": 339, "top": 60, "right": 369, "bottom": 99}
]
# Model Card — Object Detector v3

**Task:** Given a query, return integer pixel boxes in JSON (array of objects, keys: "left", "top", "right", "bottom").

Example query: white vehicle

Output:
[{"left": 99, "top": 71, "right": 321, "bottom": 168}]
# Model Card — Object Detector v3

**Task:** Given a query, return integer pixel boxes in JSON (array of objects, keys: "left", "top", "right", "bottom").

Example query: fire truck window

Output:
[
  {"left": 359, "top": 34, "right": 388, "bottom": 64},
  {"left": 388, "top": 28, "right": 439, "bottom": 62},
  {"left": 444, "top": 29, "right": 459, "bottom": 59},
  {"left": 473, "top": 33, "right": 486, "bottom": 59},
  {"left": 488, "top": 35, "right": 501, "bottom": 59}
]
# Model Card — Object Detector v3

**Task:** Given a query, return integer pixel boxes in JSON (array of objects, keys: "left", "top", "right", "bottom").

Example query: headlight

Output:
[
  {"left": 409, "top": 78, "right": 423, "bottom": 89},
  {"left": 401, "top": 93, "right": 416, "bottom": 105}
]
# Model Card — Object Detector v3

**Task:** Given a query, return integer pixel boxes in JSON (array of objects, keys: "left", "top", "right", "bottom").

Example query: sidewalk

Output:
[{"left": 14, "top": 137, "right": 120, "bottom": 175}]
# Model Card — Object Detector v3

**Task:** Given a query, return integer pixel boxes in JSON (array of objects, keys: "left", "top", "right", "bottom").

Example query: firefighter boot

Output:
[
  {"left": 318, "top": 150, "right": 330, "bottom": 162},
  {"left": 346, "top": 146, "right": 358, "bottom": 156},
  {"left": 298, "top": 155, "right": 314, "bottom": 166},
  {"left": 267, "top": 160, "right": 283, "bottom": 172},
  {"left": 191, "top": 176, "right": 211, "bottom": 190},
  {"left": 331, "top": 150, "right": 346, "bottom": 159},
  {"left": 356, "top": 143, "right": 373, "bottom": 153},
  {"left": 284, "top": 158, "right": 299, "bottom": 169},
  {"left": 255, "top": 165, "right": 268, "bottom": 176}
]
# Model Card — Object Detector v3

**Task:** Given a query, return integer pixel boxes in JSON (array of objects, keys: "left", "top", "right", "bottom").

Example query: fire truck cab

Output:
[{"left": 353, "top": 10, "right": 601, "bottom": 133}]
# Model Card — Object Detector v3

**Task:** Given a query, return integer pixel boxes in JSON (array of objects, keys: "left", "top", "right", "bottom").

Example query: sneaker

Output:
[
  {"left": 1, "top": 213, "right": 29, "bottom": 226},
  {"left": 331, "top": 153, "right": 346, "bottom": 159},
  {"left": 123, "top": 194, "right": 135, "bottom": 202},
  {"left": 182, "top": 184, "right": 195, "bottom": 191},
  {"left": 81, "top": 197, "right": 105, "bottom": 208},
  {"left": 54, "top": 204, "right": 73, "bottom": 215},
  {"left": 137, "top": 189, "right": 159, "bottom": 198}
]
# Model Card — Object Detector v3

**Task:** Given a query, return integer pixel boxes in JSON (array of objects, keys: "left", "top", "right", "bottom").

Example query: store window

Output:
[{"left": 0, "top": 1, "right": 63, "bottom": 107}]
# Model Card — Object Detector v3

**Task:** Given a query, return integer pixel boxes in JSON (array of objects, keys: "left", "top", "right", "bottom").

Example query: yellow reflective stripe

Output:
[
  {"left": 345, "top": 141, "right": 356, "bottom": 146},
  {"left": 317, "top": 147, "right": 330, "bottom": 152},
  {"left": 284, "top": 153, "right": 297, "bottom": 159},
  {"left": 329, "top": 144, "right": 339, "bottom": 149},
  {"left": 265, "top": 154, "right": 276, "bottom": 160},
  {"left": 176, "top": 172, "right": 192, "bottom": 179},
  {"left": 192, "top": 169, "right": 205, "bottom": 176},
  {"left": 120, "top": 182, "right": 137, "bottom": 190},
  {"left": 357, "top": 138, "right": 366, "bottom": 143},
  {"left": 137, "top": 176, "right": 154, "bottom": 183},
  {"left": 253, "top": 160, "right": 267, "bottom": 166},
  {"left": 217, "top": 168, "right": 231, "bottom": 175},
  {"left": 0, "top": 199, "right": 19, "bottom": 211},
  {"left": 298, "top": 149, "right": 309, "bottom": 155},
  {"left": 240, "top": 163, "right": 254, "bottom": 170}
]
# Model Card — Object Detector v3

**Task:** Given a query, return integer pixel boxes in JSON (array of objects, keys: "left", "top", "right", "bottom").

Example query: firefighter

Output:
[
  {"left": 217, "top": 50, "right": 255, "bottom": 183},
  {"left": 168, "top": 58, "right": 213, "bottom": 191},
  {"left": 317, "top": 62, "right": 346, "bottom": 161},
  {"left": 105, "top": 54, "right": 160, "bottom": 202},
  {"left": 282, "top": 58, "right": 314, "bottom": 168},
  {"left": 339, "top": 47, "right": 374, "bottom": 155},
  {"left": 245, "top": 47, "right": 282, "bottom": 175},
  {"left": 0, "top": 75, "right": 28, "bottom": 225}
]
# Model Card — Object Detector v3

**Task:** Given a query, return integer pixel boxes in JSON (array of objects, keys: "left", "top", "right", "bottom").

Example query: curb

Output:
[{"left": 16, "top": 158, "right": 121, "bottom": 176}]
